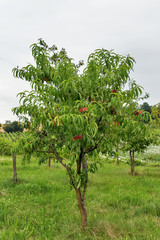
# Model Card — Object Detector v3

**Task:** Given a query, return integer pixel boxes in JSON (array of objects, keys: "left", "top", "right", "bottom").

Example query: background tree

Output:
[
  {"left": 140, "top": 102, "right": 152, "bottom": 114},
  {"left": 152, "top": 103, "right": 160, "bottom": 126},
  {"left": 0, "top": 132, "right": 23, "bottom": 182},
  {"left": 4, "top": 121, "right": 24, "bottom": 133},
  {"left": 122, "top": 110, "right": 153, "bottom": 175},
  {"left": 12, "top": 39, "right": 144, "bottom": 229}
]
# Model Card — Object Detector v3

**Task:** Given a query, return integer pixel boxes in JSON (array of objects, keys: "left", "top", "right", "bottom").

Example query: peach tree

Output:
[
  {"left": 0, "top": 132, "right": 24, "bottom": 182},
  {"left": 12, "top": 39, "right": 143, "bottom": 228},
  {"left": 121, "top": 109, "right": 153, "bottom": 175}
]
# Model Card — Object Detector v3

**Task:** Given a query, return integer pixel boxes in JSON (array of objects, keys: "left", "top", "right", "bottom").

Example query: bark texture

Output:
[{"left": 76, "top": 188, "right": 87, "bottom": 229}]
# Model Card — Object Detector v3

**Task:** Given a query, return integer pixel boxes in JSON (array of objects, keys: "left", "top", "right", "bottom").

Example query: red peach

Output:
[
  {"left": 82, "top": 108, "right": 88, "bottom": 111},
  {"left": 111, "top": 106, "right": 115, "bottom": 112},
  {"left": 134, "top": 110, "right": 139, "bottom": 115},
  {"left": 114, "top": 121, "right": 119, "bottom": 126},
  {"left": 112, "top": 89, "right": 117, "bottom": 93},
  {"left": 73, "top": 134, "right": 82, "bottom": 140}
]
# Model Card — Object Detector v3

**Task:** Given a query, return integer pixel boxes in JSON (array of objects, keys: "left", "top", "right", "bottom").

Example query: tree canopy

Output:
[{"left": 12, "top": 39, "right": 150, "bottom": 228}]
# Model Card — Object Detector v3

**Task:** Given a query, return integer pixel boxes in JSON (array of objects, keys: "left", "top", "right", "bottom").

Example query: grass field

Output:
[{"left": 0, "top": 156, "right": 160, "bottom": 240}]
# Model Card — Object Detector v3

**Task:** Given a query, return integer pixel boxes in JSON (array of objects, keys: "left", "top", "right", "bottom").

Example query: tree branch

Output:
[
  {"left": 77, "top": 147, "right": 84, "bottom": 175},
  {"left": 84, "top": 135, "right": 104, "bottom": 154},
  {"left": 49, "top": 142, "right": 76, "bottom": 189},
  {"left": 49, "top": 142, "right": 67, "bottom": 168},
  {"left": 36, "top": 147, "right": 54, "bottom": 154}
]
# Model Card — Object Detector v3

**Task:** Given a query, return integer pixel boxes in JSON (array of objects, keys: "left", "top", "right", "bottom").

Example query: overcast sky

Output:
[{"left": 0, "top": 0, "right": 159, "bottom": 123}]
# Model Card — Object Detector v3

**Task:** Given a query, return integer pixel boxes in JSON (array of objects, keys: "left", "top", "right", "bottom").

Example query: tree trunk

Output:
[
  {"left": 48, "top": 148, "right": 51, "bottom": 167},
  {"left": 116, "top": 146, "right": 119, "bottom": 165},
  {"left": 132, "top": 150, "right": 135, "bottom": 174},
  {"left": 76, "top": 188, "right": 87, "bottom": 229},
  {"left": 13, "top": 152, "right": 17, "bottom": 182},
  {"left": 130, "top": 150, "right": 135, "bottom": 175}
]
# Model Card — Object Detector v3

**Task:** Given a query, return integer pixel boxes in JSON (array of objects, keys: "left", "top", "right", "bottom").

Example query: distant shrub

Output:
[{"left": 4, "top": 121, "right": 23, "bottom": 133}]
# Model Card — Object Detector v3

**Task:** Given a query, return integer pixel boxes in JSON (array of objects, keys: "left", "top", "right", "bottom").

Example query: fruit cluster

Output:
[
  {"left": 79, "top": 108, "right": 88, "bottom": 112},
  {"left": 112, "top": 89, "right": 117, "bottom": 93},
  {"left": 134, "top": 110, "right": 142, "bottom": 115},
  {"left": 114, "top": 121, "right": 119, "bottom": 126},
  {"left": 73, "top": 135, "right": 82, "bottom": 140},
  {"left": 91, "top": 98, "right": 96, "bottom": 104}
]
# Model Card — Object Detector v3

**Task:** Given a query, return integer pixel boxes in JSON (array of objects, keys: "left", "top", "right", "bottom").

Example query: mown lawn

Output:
[{"left": 0, "top": 156, "right": 160, "bottom": 240}]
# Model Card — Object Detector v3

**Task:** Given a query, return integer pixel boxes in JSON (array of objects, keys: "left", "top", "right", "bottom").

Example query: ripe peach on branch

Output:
[
  {"left": 111, "top": 106, "right": 116, "bottom": 114},
  {"left": 79, "top": 108, "right": 88, "bottom": 113},
  {"left": 134, "top": 110, "right": 142, "bottom": 115},
  {"left": 112, "top": 89, "right": 117, "bottom": 93},
  {"left": 114, "top": 121, "right": 119, "bottom": 126},
  {"left": 73, "top": 134, "right": 82, "bottom": 140},
  {"left": 91, "top": 98, "right": 96, "bottom": 104}
]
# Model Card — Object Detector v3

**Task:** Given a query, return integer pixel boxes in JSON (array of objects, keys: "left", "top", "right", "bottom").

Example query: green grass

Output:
[{"left": 1, "top": 156, "right": 160, "bottom": 239}]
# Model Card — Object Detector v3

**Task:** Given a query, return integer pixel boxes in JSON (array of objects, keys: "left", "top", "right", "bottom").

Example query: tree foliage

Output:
[
  {"left": 0, "top": 132, "right": 22, "bottom": 155},
  {"left": 152, "top": 103, "right": 160, "bottom": 125}
]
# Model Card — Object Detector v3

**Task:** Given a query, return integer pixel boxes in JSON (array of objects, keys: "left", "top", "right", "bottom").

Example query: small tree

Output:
[
  {"left": 12, "top": 39, "right": 144, "bottom": 228},
  {"left": 122, "top": 110, "right": 153, "bottom": 175},
  {"left": 0, "top": 132, "right": 22, "bottom": 182}
]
